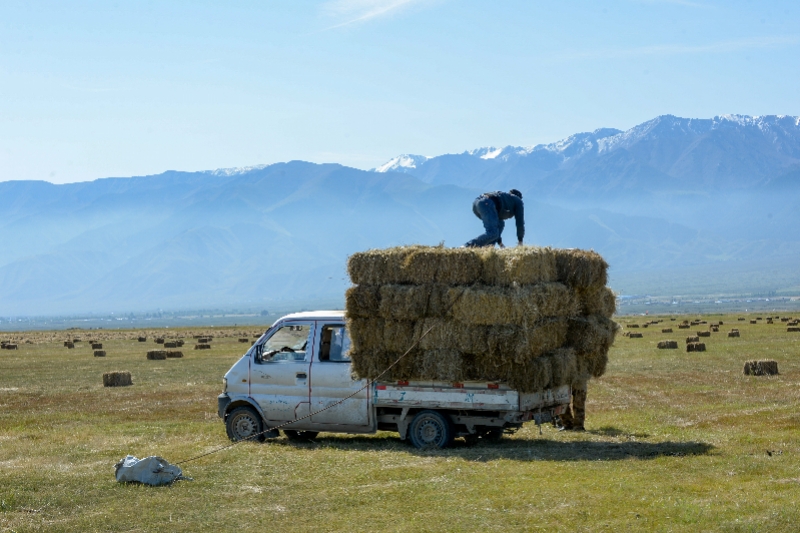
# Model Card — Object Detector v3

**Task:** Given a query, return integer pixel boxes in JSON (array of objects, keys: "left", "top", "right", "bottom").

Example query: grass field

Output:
[{"left": 1, "top": 314, "right": 799, "bottom": 532}]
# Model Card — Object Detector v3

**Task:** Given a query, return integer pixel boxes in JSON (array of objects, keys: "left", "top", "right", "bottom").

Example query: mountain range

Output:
[{"left": 1, "top": 114, "right": 799, "bottom": 317}]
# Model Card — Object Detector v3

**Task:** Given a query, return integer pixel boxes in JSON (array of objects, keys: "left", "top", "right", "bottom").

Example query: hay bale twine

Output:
[
  {"left": 628, "top": 332, "right": 643, "bottom": 338},
  {"left": 93, "top": 350, "right": 106, "bottom": 357},
  {"left": 166, "top": 351, "right": 184, "bottom": 358},
  {"left": 194, "top": 344, "right": 211, "bottom": 350},
  {"left": 103, "top": 371, "right": 132, "bottom": 387},
  {"left": 137, "top": 336, "right": 147, "bottom": 342},
  {"left": 91, "top": 343, "right": 103, "bottom": 350},
  {"left": 657, "top": 340, "right": 678, "bottom": 349},
  {"left": 686, "top": 342, "right": 706, "bottom": 352},
  {"left": 743, "top": 360, "right": 778, "bottom": 376},
  {"left": 146, "top": 350, "right": 167, "bottom": 360},
  {"left": 697, "top": 331, "right": 711, "bottom": 337},
  {"left": 728, "top": 330, "right": 740, "bottom": 338},
  {"left": 662, "top": 328, "right": 673, "bottom": 333}
]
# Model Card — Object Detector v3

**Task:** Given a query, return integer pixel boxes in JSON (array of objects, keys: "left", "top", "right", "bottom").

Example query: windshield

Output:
[{"left": 254, "top": 323, "right": 310, "bottom": 363}]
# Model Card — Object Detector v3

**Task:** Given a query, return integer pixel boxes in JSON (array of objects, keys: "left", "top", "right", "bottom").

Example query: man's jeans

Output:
[{"left": 465, "top": 196, "right": 502, "bottom": 247}]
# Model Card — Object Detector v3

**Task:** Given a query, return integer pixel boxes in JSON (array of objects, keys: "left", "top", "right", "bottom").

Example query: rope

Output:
[{"left": 175, "top": 285, "right": 471, "bottom": 466}]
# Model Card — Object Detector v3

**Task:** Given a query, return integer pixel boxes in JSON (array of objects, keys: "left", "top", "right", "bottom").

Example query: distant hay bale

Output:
[
  {"left": 164, "top": 342, "right": 177, "bottom": 348},
  {"left": 749, "top": 320, "right": 757, "bottom": 324},
  {"left": 743, "top": 360, "right": 778, "bottom": 376},
  {"left": 685, "top": 336, "right": 700, "bottom": 343},
  {"left": 166, "top": 351, "right": 184, "bottom": 358},
  {"left": 91, "top": 343, "right": 102, "bottom": 350},
  {"left": 787, "top": 327, "right": 800, "bottom": 333},
  {"left": 197, "top": 338, "right": 210, "bottom": 344},
  {"left": 641, "top": 324, "right": 649, "bottom": 328},
  {"left": 678, "top": 324, "right": 690, "bottom": 329},
  {"left": 147, "top": 350, "right": 167, "bottom": 360},
  {"left": 628, "top": 332, "right": 643, "bottom": 338},
  {"left": 686, "top": 342, "right": 706, "bottom": 352},
  {"left": 3, "top": 344, "right": 18, "bottom": 350},
  {"left": 657, "top": 340, "right": 678, "bottom": 349},
  {"left": 711, "top": 326, "right": 719, "bottom": 332},
  {"left": 137, "top": 337, "right": 147, "bottom": 342},
  {"left": 155, "top": 338, "right": 165, "bottom": 344},
  {"left": 238, "top": 338, "right": 250, "bottom": 343},
  {"left": 103, "top": 371, "right": 132, "bottom": 387},
  {"left": 662, "top": 328, "right": 673, "bottom": 333},
  {"left": 176, "top": 340, "right": 185, "bottom": 347},
  {"left": 194, "top": 344, "right": 211, "bottom": 350},
  {"left": 728, "top": 330, "right": 740, "bottom": 338},
  {"left": 629, "top": 324, "right": 640, "bottom": 328},
  {"left": 65, "top": 341, "right": 75, "bottom": 349},
  {"left": 697, "top": 331, "right": 711, "bottom": 337},
  {"left": 93, "top": 350, "right": 106, "bottom": 357},
  {"left": 737, "top": 317, "right": 745, "bottom": 321}
]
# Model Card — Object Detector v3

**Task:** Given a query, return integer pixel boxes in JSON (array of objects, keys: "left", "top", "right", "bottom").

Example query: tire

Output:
[
  {"left": 226, "top": 406, "right": 265, "bottom": 442},
  {"left": 283, "top": 430, "right": 319, "bottom": 441},
  {"left": 409, "top": 410, "right": 454, "bottom": 449}
]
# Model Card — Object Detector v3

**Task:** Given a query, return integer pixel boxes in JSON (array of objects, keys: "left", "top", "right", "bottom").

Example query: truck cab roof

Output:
[{"left": 276, "top": 310, "right": 345, "bottom": 323}]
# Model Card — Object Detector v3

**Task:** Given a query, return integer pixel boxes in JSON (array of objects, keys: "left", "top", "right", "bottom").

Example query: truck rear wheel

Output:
[
  {"left": 409, "top": 410, "right": 454, "bottom": 449},
  {"left": 226, "top": 406, "right": 265, "bottom": 442}
]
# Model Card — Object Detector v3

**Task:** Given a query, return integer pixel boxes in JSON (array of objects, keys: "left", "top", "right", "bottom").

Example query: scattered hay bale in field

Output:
[
  {"left": 103, "top": 371, "right": 132, "bottom": 387},
  {"left": 65, "top": 341, "right": 75, "bottom": 349},
  {"left": 163, "top": 342, "right": 178, "bottom": 348},
  {"left": 690, "top": 321, "right": 701, "bottom": 326},
  {"left": 641, "top": 324, "right": 649, "bottom": 328},
  {"left": 678, "top": 324, "right": 690, "bottom": 329},
  {"left": 743, "top": 360, "right": 778, "bottom": 376},
  {"left": 91, "top": 343, "right": 103, "bottom": 350},
  {"left": 3, "top": 344, "right": 18, "bottom": 350},
  {"left": 781, "top": 317, "right": 790, "bottom": 322},
  {"left": 718, "top": 321, "right": 724, "bottom": 325},
  {"left": 789, "top": 320, "right": 800, "bottom": 326},
  {"left": 94, "top": 350, "right": 106, "bottom": 357},
  {"left": 137, "top": 336, "right": 147, "bottom": 342},
  {"left": 166, "top": 351, "right": 184, "bottom": 358},
  {"left": 662, "top": 328, "right": 673, "bottom": 333},
  {"left": 697, "top": 331, "right": 711, "bottom": 337},
  {"left": 787, "top": 326, "right": 800, "bottom": 333},
  {"left": 197, "top": 338, "right": 210, "bottom": 344},
  {"left": 628, "top": 332, "right": 643, "bottom": 338},
  {"left": 194, "top": 344, "right": 211, "bottom": 350},
  {"left": 686, "top": 342, "right": 706, "bottom": 352},
  {"left": 711, "top": 326, "right": 719, "bottom": 332},
  {"left": 238, "top": 338, "right": 250, "bottom": 343},
  {"left": 175, "top": 340, "right": 185, "bottom": 347},
  {"left": 73, "top": 338, "right": 81, "bottom": 343},
  {"left": 686, "top": 336, "right": 700, "bottom": 344},
  {"left": 728, "top": 330, "right": 740, "bottom": 338},
  {"left": 155, "top": 338, "right": 165, "bottom": 344},
  {"left": 749, "top": 320, "right": 757, "bottom": 325},
  {"left": 629, "top": 324, "right": 640, "bottom": 328},
  {"left": 738, "top": 317, "right": 745, "bottom": 321},
  {"left": 657, "top": 340, "right": 678, "bottom": 349},
  {"left": 146, "top": 350, "right": 167, "bottom": 360},
  {"left": 766, "top": 318, "right": 774, "bottom": 324}
]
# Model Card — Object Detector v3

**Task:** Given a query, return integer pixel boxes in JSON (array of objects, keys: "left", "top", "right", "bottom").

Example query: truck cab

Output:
[{"left": 218, "top": 311, "right": 571, "bottom": 448}]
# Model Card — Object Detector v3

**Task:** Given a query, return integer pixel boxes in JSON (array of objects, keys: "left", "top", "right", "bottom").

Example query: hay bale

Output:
[
  {"left": 238, "top": 338, "right": 250, "bottom": 343},
  {"left": 657, "top": 340, "right": 678, "bottom": 349},
  {"left": 749, "top": 320, "right": 757, "bottom": 325},
  {"left": 194, "top": 344, "right": 211, "bottom": 350},
  {"left": 728, "top": 330, "right": 740, "bottom": 338},
  {"left": 91, "top": 343, "right": 103, "bottom": 350},
  {"left": 176, "top": 340, "right": 185, "bottom": 347},
  {"left": 137, "top": 337, "right": 147, "bottom": 342},
  {"left": 629, "top": 324, "right": 640, "bottom": 328},
  {"left": 662, "top": 328, "right": 673, "bottom": 333},
  {"left": 787, "top": 327, "right": 800, "bottom": 333},
  {"left": 737, "top": 317, "right": 745, "bottom": 321},
  {"left": 711, "top": 326, "right": 719, "bottom": 332},
  {"left": 155, "top": 338, "right": 165, "bottom": 344},
  {"left": 166, "top": 351, "right": 184, "bottom": 358},
  {"left": 686, "top": 342, "right": 706, "bottom": 352},
  {"left": 743, "top": 360, "right": 778, "bottom": 376},
  {"left": 565, "top": 316, "right": 617, "bottom": 377},
  {"left": 103, "top": 371, "right": 132, "bottom": 387},
  {"left": 553, "top": 249, "right": 608, "bottom": 289},
  {"left": 628, "top": 332, "right": 643, "bottom": 338},
  {"left": 3, "top": 344, "right": 18, "bottom": 350},
  {"left": 678, "top": 324, "right": 690, "bottom": 329},
  {"left": 477, "top": 247, "right": 557, "bottom": 286},
  {"left": 65, "top": 341, "right": 75, "bottom": 349},
  {"left": 451, "top": 283, "right": 577, "bottom": 325},
  {"left": 147, "top": 350, "right": 167, "bottom": 360},
  {"left": 377, "top": 284, "right": 452, "bottom": 321},
  {"left": 197, "top": 338, "right": 210, "bottom": 344},
  {"left": 93, "top": 350, "right": 106, "bottom": 357},
  {"left": 164, "top": 342, "right": 178, "bottom": 348},
  {"left": 686, "top": 336, "right": 700, "bottom": 343},
  {"left": 697, "top": 331, "right": 711, "bottom": 337},
  {"left": 345, "top": 285, "right": 381, "bottom": 318}
]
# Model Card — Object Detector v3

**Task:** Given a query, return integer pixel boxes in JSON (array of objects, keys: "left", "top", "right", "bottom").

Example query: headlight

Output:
[{"left": 222, "top": 377, "right": 228, "bottom": 393}]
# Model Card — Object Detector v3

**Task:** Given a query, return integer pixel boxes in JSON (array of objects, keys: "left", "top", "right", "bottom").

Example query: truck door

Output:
[
  {"left": 249, "top": 321, "right": 313, "bottom": 423},
  {"left": 309, "top": 323, "right": 370, "bottom": 427}
]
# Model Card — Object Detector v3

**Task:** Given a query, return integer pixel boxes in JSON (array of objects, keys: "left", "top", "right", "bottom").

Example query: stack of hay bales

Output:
[{"left": 345, "top": 246, "right": 618, "bottom": 393}]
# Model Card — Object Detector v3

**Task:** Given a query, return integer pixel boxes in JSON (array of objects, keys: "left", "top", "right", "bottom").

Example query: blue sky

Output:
[{"left": 1, "top": 0, "right": 799, "bottom": 184}]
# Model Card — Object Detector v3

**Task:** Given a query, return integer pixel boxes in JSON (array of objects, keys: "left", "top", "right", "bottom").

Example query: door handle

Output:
[{"left": 296, "top": 373, "right": 307, "bottom": 379}]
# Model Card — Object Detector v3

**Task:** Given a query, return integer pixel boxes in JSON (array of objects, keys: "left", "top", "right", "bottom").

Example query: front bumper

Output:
[{"left": 218, "top": 393, "right": 231, "bottom": 419}]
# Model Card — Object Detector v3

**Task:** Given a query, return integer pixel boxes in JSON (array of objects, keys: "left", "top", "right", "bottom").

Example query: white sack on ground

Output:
[{"left": 114, "top": 455, "right": 190, "bottom": 486}]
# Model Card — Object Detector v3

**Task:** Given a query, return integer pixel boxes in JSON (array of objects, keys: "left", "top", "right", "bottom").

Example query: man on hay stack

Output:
[{"left": 465, "top": 188, "right": 587, "bottom": 432}]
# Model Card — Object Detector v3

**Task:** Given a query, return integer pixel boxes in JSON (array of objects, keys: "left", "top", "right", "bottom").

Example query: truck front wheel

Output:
[
  {"left": 226, "top": 406, "right": 265, "bottom": 442},
  {"left": 409, "top": 410, "right": 454, "bottom": 449}
]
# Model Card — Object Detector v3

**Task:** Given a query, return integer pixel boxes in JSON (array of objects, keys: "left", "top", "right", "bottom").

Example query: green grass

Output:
[{"left": 1, "top": 316, "right": 799, "bottom": 532}]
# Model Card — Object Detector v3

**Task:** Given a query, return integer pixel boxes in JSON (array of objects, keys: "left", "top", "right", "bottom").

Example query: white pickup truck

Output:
[{"left": 218, "top": 311, "right": 571, "bottom": 448}]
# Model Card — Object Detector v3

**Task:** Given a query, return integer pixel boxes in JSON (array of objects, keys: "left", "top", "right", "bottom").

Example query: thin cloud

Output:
[
  {"left": 320, "top": 0, "right": 429, "bottom": 30},
  {"left": 550, "top": 35, "right": 800, "bottom": 62}
]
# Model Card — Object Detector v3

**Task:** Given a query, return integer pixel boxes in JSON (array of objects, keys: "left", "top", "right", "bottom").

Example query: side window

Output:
[
  {"left": 318, "top": 324, "right": 351, "bottom": 363},
  {"left": 254, "top": 324, "right": 311, "bottom": 363}
]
